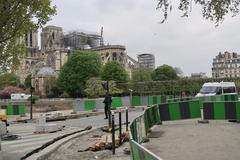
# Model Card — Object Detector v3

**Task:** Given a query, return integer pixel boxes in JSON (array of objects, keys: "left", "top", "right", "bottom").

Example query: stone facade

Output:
[
  {"left": 41, "top": 26, "right": 64, "bottom": 51},
  {"left": 91, "top": 45, "right": 134, "bottom": 77},
  {"left": 16, "top": 30, "right": 41, "bottom": 82},
  {"left": 212, "top": 51, "right": 240, "bottom": 78}
]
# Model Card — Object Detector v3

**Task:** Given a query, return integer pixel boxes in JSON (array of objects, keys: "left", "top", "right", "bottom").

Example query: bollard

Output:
[
  {"left": 126, "top": 108, "right": 129, "bottom": 131},
  {"left": 198, "top": 107, "right": 209, "bottom": 124},
  {"left": 119, "top": 112, "right": 122, "bottom": 144},
  {"left": 112, "top": 114, "right": 115, "bottom": 155}
]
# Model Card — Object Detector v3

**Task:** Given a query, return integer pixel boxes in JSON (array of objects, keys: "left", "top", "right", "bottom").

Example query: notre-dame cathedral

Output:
[{"left": 16, "top": 26, "right": 137, "bottom": 96}]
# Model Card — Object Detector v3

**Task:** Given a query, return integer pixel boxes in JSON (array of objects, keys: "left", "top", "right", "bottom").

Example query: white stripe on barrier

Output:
[{"left": 130, "top": 138, "right": 162, "bottom": 160}]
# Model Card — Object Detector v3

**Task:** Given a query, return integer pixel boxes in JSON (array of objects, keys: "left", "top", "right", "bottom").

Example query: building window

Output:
[
  {"left": 25, "top": 33, "right": 28, "bottom": 46},
  {"left": 113, "top": 52, "right": 117, "bottom": 61},
  {"left": 30, "top": 31, "right": 33, "bottom": 47},
  {"left": 52, "top": 32, "right": 55, "bottom": 40}
]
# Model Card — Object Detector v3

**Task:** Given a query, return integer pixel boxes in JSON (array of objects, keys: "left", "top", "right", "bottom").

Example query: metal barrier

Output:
[
  {"left": 158, "top": 100, "right": 201, "bottom": 121},
  {"left": 129, "top": 105, "right": 162, "bottom": 160},
  {"left": 129, "top": 138, "right": 161, "bottom": 160},
  {"left": 203, "top": 101, "right": 240, "bottom": 120},
  {"left": 73, "top": 95, "right": 173, "bottom": 112},
  {"left": 129, "top": 96, "right": 240, "bottom": 160},
  {"left": 0, "top": 104, "right": 26, "bottom": 116}
]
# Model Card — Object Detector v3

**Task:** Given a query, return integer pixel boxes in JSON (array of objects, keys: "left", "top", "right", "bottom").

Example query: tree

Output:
[
  {"left": 152, "top": 64, "right": 179, "bottom": 81},
  {"left": 0, "top": 0, "right": 56, "bottom": 69},
  {"left": 0, "top": 73, "right": 20, "bottom": 88},
  {"left": 101, "top": 61, "right": 129, "bottom": 83},
  {"left": 56, "top": 52, "right": 102, "bottom": 97},
  {"left": 84, "top": 77, "right": 122, "bottom": 98},
  {"left": 157, "top": 0, "right": 240, "bottom": 25},
  {"left": 0, "top": 86, "right": 22, "bottom": 99},
  {"left": 132, "top": 68, "right": 152, "bottom": 82}
]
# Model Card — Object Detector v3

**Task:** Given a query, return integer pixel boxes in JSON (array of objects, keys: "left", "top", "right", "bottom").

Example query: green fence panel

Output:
[
  {"left": 7, "top": 103, "right": 14, "bottom": 115},
  {"left": 144, "top": 111, "right": 149, "bottom": 133},
  {"left": 148, "top": 96, "right": 153, "bottom": 106},
  {"left": 236, "top": 102, "right": 240, "bottom": 120},
  {"left": 132, "top": 96, "right": 141, "bottom": 107},
  {"left": 130, "top": 140, "right": 160, "bottom": 160},
  {"left": 19, "top": 104, "right": 26, "bottom": 116},
  {"left": 220, "top": 95, "right": 225, "bottom": 101},
  {"left": 130, "top": 140, "right": 141, "bottom": 160},
  {"left": 214, "top": 102, "right": 225, "bottom": 119},
  {"left": 153, "top": 105, "right": 161, "bottom": 124},
  {"left": 203, "top": 101, "right": 240, "bottom": 120},
  {"left": 111, "top": 97, "right": 123, "bottom": 108},
  {"left": 156, "top": 96, "right": 161, "bottom": 104},
  {"left": 148, "top": 108, "right": 154, "bottom": 128},
  {"left": 130, "top": 120, "right": 138, "bottom": 142},
  {"left": 168, "top": 103, "right": 181, "bottom": 120},
  {"left": 84, "top": 100, "right": 96, "bottom": 111},
  {"left": 188, "top": 100, "right": 201, "bottom": 118},
  {"left": 145, "top": 109, "right": 152, "bottom": 129},
  {"left": 210, "top": 96, "right": 216, "bottom": 102}
]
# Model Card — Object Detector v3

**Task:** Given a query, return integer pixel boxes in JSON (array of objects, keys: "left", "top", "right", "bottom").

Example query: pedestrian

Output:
[{"left": 103, "top": 94, "right": 112, "bottom": 119}]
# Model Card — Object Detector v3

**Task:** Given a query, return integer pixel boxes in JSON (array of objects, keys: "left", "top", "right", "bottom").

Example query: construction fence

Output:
[
  {"left": 129, "top": 94, "right": 240, "bottom": 160},
  {"left": 0, "top": 104, "right": 26, "bottom": 116},
  {"left": 73, "top": 95, "right": 173, "bottom": 112},
  {"left": 130, "top": 105, "right": 162, "bottom": 160}
]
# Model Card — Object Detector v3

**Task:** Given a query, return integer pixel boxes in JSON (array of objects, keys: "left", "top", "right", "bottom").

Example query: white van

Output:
[
  {"left": 11, "top": 93, "right": 31, "bottom": 100},
  {"left": 195, "top": 82, "right": 237, "bottom": 97}
]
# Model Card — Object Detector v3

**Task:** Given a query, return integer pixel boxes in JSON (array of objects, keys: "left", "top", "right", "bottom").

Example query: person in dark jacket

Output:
[{"left": 103, "top": 94, "right": 112, "bottom": 119}]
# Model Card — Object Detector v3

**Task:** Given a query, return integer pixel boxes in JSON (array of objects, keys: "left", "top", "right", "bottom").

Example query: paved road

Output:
[
  {"left": 144, "top": 120, "right": 240, "bottom": 160},
  {"left": 1, "top": 110, "right": 142, "bottom": 160}
]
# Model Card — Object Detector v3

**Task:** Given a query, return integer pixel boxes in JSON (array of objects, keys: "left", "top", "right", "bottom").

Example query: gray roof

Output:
[{"left": 37, "top": 67, "right": 55, "bottom": 77}]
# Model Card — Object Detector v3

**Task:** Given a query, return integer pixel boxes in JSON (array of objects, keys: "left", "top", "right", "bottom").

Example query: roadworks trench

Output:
[{"left": 46, "top": 128, "right": 131, "bottom": 160}]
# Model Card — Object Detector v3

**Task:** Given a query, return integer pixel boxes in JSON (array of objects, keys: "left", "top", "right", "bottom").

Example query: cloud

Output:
[{"left": 46, "top": 0, "right": 240, "bottom": 76}]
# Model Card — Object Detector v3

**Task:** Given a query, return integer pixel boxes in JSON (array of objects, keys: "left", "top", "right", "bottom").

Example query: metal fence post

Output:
[
  {"left": 108, "top": 109, "right": 111, "bottom": 128},
  {"left": 126, "top": 108, "right": 129, "bottom": 131},
  {"left": 112, "top": 113, "right": 115, "bottom": 155},
  {"left": 119, "top": 111, "right": 122, "bottom": 144}
]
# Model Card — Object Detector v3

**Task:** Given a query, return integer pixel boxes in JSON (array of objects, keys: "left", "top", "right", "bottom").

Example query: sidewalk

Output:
[{"left": 143, "top": 119, "right": 240, "bottom": 160}]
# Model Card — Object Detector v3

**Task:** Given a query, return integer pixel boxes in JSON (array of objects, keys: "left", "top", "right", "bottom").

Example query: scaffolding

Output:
[{"left": 64, "top": 31, "right": 102, "bottom": 51}]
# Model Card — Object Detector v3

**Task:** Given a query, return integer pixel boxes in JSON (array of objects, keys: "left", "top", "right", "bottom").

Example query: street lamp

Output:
[
  {"left": 129, "top": 89, "right": 133, "bottom": 108},
  {"left": 67, "top": 46, "right": 71, "bottom": 59}
]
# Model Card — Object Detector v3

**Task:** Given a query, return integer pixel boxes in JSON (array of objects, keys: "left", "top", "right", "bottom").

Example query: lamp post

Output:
[
  {"left": 129, "top": 89, "right": 133, "bottom": 108},
  {"left": 67, "top": 47, "right": 71, "bottom": 60},
  {"left": 30, "top": 86, "right": 35, "bottom": 120}
]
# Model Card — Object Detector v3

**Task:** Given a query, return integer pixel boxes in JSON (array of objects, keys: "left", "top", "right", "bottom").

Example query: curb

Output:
[{"left": 25, "top": 127, "right": 101, "bottom": 160}]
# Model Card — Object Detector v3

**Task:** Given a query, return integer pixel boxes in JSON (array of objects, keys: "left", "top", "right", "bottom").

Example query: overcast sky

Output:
[{"left": 45, "top": 0, "right": 240, "bottom": 76}]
